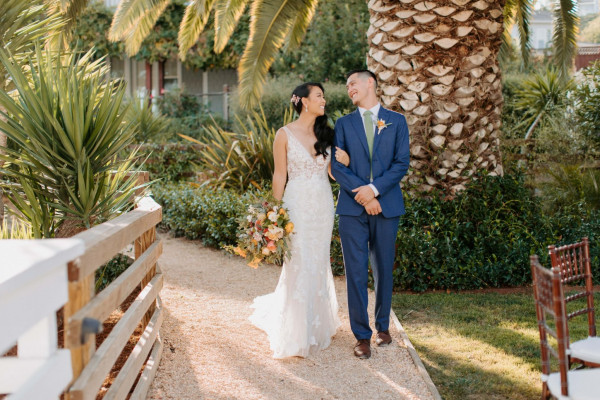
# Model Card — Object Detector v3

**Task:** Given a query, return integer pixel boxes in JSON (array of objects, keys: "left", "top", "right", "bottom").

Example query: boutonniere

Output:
[{"left": 376, "top": 119, "right": 392, "bottom": 135}]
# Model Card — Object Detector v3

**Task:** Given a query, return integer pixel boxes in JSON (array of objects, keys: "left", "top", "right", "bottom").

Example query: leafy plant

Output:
[
  {"left": 152, "top": 182, "right": 252, "bottom": 247},
  {"left": 515, "top": 67, "right": 573, "bottom": 138},
  {"left": 0, "top": 218, "right": 32, "bottom": 239},
  {"left": 536, "top": 164, "right": 600, "bottom": 212},
  {"left": 95, "top": 253, "right": 132, "bottom": 292},
  {"left": 180, "top": 106, "right": 294, "bottom": 191},
  {"left": 571, "top": 61, "right": 600, "bottom": 148},
  {"left": 125, "top": 95, "right": 170, "bottom": 143},
  {"left": 271, "top": 0, "right": 369, "bottom": 83},
  {"left": 136, "top": 143, "right": 202, "bottom": 182},
  {"left": 0, "top": 46, "right": 141, "bottom": 238}
]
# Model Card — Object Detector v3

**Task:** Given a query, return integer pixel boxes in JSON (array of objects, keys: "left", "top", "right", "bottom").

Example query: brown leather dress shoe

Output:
[
  {"left": 376, "top": 331, "right": 392, "bottom": 346},
  {"left": 354, "top": 339, "right": 371, "bottom": 359}
]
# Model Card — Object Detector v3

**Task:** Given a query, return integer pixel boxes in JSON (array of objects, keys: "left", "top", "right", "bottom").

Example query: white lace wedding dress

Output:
[{"left": 249, "top": 126, "right": 341, "bottom": 358}]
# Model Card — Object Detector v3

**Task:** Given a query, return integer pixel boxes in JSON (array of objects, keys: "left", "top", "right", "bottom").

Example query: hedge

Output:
[{"left": 151, "top": 175, "right": 600, "bottom": 292}]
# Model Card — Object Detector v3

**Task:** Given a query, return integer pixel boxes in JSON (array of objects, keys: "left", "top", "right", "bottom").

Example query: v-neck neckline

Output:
[{"left": 284, "top": 126, "right": 318, "bottom": 161}]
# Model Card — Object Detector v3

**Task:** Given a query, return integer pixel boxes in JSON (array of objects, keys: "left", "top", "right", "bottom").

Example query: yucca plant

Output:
[
  {"left": 515, "top": 67, "right": 574, "bottom": 139},
  {"left": 0, "top": 46, "right": 142, "bottom": 238},
  {"left": 0, "top": 217, "right": 32, "bottom": 240},
  {"left": 125, "top": 95, "right": 170, "bottom": 143},
  {"left": 180, "top": 106, "right": 294, "bottom": 191}
]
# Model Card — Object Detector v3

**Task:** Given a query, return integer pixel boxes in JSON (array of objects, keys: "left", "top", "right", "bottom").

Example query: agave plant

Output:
[
  {"left": 0, "top": 46, "right": 142, "bottom": 238},
  {"left": 515, "top": 67, "right": 574, "bottom": 138},
  {"left": 180, "top": 106, "right": 294, "bottom": 190}
]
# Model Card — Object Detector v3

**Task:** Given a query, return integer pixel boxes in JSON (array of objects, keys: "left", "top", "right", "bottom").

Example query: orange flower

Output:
[
  {"left": 267, "top": 240, "right": 277, "bottom": 252},
  {"left": 279, "top": 208, "right": 286, "bottom": 215},
  {"left": 285, "top": 222, "right": 294, "bottom": 234},
  {"left": 233, "top": 247, "right": 247, "bottom": 258},
  {"left": 248, "top": 257, "right": 261, "bottom": 269}
]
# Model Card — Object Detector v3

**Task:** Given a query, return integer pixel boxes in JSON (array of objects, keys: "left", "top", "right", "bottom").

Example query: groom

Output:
[{"left": 332, "top": 70, "right": 410, "bottom": 359}]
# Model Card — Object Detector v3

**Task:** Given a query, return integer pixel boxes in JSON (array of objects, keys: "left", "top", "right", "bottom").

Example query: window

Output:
[
  {"left": 109, "top": 57, "right": 124, "bottom": 79},
  {"left": 163, "top": 59, "right": 179, "bottom": 92}
]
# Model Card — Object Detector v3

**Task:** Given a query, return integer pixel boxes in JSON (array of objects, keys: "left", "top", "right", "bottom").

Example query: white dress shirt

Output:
[{"left": 357, "top": 103, "right": 381, "bottom": 197}]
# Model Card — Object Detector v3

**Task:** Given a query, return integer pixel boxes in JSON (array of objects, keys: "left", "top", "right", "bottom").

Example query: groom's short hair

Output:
[{"left": 346, "top": 69, "right": 377, "bottom": 88}]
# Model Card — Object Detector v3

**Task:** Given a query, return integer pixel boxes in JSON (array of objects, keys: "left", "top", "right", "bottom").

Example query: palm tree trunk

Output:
[{"left": 367, "top": 0, "right": 506, "bottom": 195}]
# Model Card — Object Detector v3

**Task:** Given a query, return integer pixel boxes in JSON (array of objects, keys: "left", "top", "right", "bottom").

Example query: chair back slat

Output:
[
  {"left": 531, "top": 255, "right": 571, "bottom": 397},
  {"left": 548, "top": 237, "right": 596, "bottom": 338}
]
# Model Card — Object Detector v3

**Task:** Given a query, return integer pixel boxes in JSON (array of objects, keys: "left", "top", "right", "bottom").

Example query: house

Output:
[{"left": 103, "top": 0, "right": 238, "bottom": 118}]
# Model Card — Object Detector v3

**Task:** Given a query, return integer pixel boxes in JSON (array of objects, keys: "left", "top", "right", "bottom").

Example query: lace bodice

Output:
[{"left": 283, "top": 126, "right": 330, "bottom": 181}]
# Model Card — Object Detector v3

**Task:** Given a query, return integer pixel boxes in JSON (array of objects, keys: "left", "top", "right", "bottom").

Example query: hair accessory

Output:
[{"left": 290, "top": 94, "right": 301, "bottom": 106}]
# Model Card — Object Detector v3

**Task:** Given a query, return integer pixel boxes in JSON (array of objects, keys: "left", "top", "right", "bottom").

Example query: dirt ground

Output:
[{"left": 147, "top": 235, "right": 436, "bottom": 400}]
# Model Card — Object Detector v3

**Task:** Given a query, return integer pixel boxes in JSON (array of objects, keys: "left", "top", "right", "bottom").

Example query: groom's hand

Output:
[
  {"left": 364, "top": 198, "right": 382, "bottom": 215},
  {"left": 353, "top": 185, "right": 375, "bottom": 205}
]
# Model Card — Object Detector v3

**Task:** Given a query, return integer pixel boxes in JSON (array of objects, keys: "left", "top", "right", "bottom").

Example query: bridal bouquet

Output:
[{"left": 226, "top": 198, "right": 294, "bottom": 268}]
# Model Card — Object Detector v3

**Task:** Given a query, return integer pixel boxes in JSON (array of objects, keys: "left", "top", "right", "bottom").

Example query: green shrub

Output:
[
  {"left": 571, "top": 61, "right": 600, "bottom": 149},
  {"left": 153, "top": 175, "right": 600, "bottom": 292},
  {"left": 536, "top": 164, "right": 600, "bottom": 212},
  {"left": 271, "top": 0, "right": 370, "bottom": 83},
  {"left": 136, "top": 143, "right": 202, "bottom": 182},
  {"left": 95, "top": 254, "right": 132, "bottom": 292},
  {"left": 152, "top": 183, "right": 249, "bottom": 247},
  {"left": 156, "top": 88, "right": 227, "bottom": 140},
  {"left": 125, "top": 96, "right": 170, "bottom": 143}
]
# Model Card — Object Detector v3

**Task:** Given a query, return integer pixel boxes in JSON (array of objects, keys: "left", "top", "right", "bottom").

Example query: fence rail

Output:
[
  {"left": 1, "top": 175, "right": 164, "bottom": 400},
  {"left": 0, "top": 239, "right": 84, "bottom": 399},
  {"left": 65, "top": 195, "right": 163, "bottom": 400}
]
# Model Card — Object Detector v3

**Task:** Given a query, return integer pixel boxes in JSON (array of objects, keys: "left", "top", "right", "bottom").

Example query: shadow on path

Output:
[{"left": 148, "top": 235, "right": 434, "bottom": 400}]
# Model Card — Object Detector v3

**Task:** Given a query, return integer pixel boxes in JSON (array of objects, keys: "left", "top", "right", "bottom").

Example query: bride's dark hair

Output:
[{"left": 290, "top": 82, "right": 334, "bottom": 158}]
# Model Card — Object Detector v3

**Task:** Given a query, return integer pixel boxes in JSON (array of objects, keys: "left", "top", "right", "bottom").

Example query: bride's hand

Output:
[{"left": 335, "top": 147, "right": 350, "bottom": 167}]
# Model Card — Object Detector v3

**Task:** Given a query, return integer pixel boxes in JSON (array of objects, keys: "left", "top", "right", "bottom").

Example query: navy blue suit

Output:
[{"left": 332, "top": 107, "right": 409, "bottom": 339}]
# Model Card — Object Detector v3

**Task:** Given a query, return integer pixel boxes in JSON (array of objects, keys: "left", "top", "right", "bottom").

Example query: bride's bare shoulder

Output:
[{"left": 275, "top": 126, "right": 290, "bottom": 139}]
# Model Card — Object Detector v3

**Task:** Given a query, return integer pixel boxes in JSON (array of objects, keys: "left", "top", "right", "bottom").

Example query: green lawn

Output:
[{"left": 392, "top": 290, "right": 600, "bottom": 400}]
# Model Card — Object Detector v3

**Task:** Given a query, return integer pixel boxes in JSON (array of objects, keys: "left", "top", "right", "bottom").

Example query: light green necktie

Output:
[{"left": 363, "top": 110, "right": 374, "bottom": 180}]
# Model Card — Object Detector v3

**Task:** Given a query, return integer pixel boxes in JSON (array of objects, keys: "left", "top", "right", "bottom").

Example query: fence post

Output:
[
  {"left": 135, "top": 172, "right": 156, "bottom": 328},
  {"left": 64, "top": 262, "right": 95, "bottom": 400}
]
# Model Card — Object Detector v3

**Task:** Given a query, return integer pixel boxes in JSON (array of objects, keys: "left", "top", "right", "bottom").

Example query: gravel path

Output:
[{"left": 148, "top": 235, "right": 435, "bottom": 400}]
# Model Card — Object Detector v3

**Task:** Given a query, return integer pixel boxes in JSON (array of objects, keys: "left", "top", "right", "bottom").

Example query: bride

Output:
[{"left": 249, "top": 82, "right": 350, "bottom": 358}]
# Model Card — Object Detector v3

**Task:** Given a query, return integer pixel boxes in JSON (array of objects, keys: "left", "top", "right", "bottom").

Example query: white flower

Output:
[
  {"left": 253, "top": 232, "right": 262, "bottom": 242},
  {"left": 268, "top": 211, "right": 278, "bottom": 222},
  {"left": 246, "top": 215, "right": 252, "bottom": 222}
]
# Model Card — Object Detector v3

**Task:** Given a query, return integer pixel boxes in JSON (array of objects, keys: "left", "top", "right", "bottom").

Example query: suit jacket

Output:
[{"left": 332, "top": 107, "right": 410, "bottom": 218}]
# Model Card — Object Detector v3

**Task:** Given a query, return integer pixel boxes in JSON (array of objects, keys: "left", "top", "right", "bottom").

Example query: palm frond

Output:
[
  {"left": 178, "top": 0, "right": 218, "bottom": 59},
  {"left": 513, "top": 0, "right": 533, "bottom": 67},
  {"left": 109, "top": 0, "right": 170, "bottom": 55},
  {"left": 238, "top": 0, "right": 311, "bottom": 109},
  {"left": 500, "top": 0, "right": 532, "bottom": 68},
  {"left": 213, "top": 0, "right": 250, "bottom": 53},
  {"left": 552, "top": 0, "right": 579, "bottom": 79},
  {"left": 284, "top": 0, "right": 318, "bottom": 51},
  {"left": 44, "top": 0, "right": 90, "bottom": 39}
]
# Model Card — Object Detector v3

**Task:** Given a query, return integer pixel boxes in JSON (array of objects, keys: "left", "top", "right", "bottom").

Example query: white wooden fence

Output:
[
  {"left": 1, "top": 186, "right": 164, "bottom": 400},
  {"left": 0, "top": 239, "right": 84, "bottom": 399}
]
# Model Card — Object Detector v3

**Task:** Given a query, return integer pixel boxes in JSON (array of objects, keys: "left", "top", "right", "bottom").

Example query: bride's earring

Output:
[{"left": 305, "top": 105, "right": 308, "bottom": 112}]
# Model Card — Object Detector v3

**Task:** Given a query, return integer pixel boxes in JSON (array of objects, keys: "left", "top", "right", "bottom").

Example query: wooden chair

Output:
[
  {"left": 530, "top": 255, "right": 600, "bottom": 400},
  {"left": 549, "top": 238, "right": 600, "bottom": 368}
]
